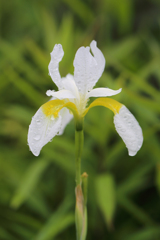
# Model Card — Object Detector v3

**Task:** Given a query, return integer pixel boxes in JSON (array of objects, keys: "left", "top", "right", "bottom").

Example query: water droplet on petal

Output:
[
  {"left": 34, "top": 135, "right": 41, "bottom": 140},
  {"left": 36, "top": 119, "right": 41, "bottom": 125}
]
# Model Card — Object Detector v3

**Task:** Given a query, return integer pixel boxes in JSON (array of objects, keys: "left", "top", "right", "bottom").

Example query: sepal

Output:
[{"left": 114, "top": 105, "right": 143, "bottom": 156}]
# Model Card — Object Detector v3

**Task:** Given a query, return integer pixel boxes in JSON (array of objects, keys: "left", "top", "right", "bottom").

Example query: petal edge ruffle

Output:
[{"left": 48, "top": 44, "right": 64, "bottom": 89}]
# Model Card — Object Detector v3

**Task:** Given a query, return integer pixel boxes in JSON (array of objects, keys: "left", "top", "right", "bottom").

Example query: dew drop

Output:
[
  {"left": 128, "top": 121, "right": 132, "bottom": 126},
  {"left": 34, "top": 135, "right": 41, "bottom": 140},
  {"left": 36, "top": 119, "right": 41, "bottom": 125},
  {"left": 121, "top": 128, "right": 126, "bottom": 132}
]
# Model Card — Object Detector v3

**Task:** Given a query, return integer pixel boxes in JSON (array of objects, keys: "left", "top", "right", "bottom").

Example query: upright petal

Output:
[
  {"left": 48, "top": 44, "right": 64, "bottom": 89},
  {"left": 61, "top": 74, "right": 80, "bottom": 100},
  {"left": 28, "top": 107, "right": 62, "bottom": 156},
  {"left": 114, "top": 106, "right": 143, "bottom": 156},
  {"left": 73, "top": 40, "right": 105, "bottom": 95}
]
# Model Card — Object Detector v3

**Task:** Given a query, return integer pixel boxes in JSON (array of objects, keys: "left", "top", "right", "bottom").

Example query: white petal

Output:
[
  {"left": 114, "top": 106, "right": 143, "bottom": 156},
  {"left": 61, "top": 74, "right": 80, "bottom": 100},
  {"left": 73, "top": 40, "right": 105, "bottom": 94},
  {"left": 48, "top": 44, "right": 64, "bottom": 89},
  {"left": 46, "top": 89, "right": 76, "bottom": 99},
  {"left": 28, "top": 107, "right": 62, "bottom": 156},
  {"left": 86, "top": 87, "right": 122, "bottom": 99},
  {"left": 57, "top": 108, "right": 73, "bottom": 135}
]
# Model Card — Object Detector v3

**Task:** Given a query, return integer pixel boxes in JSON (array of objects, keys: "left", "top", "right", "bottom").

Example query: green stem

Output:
[
  {"left": 75, "top": 118, "right": 86, "bottom": 240},
  {"left": 75, "top": 123, "right": 84, "bottom": 186},
  {"left": 81, "top": 172, "right": 88, "bottom": 206}
]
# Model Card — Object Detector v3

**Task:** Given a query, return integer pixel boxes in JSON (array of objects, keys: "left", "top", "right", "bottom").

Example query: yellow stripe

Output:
[
  {"left": 84, "top": 98, "right": 123, "bottom": 116},
  {"left": 41, "top": 97, "right": 122, "bottom": 120},
  {"left": 41, "top": 99, "right": 79, "bottom": 119}
]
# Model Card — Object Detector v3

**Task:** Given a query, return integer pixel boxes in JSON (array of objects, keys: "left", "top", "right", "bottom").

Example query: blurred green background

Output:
[{"left": 1, "top": 0, "right": 160, "bottom": 239}]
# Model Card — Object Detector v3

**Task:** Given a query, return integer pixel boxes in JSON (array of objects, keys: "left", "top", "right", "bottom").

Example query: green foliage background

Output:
[{"left": 1, "top": 0, "right": 160, "bottom": 239}]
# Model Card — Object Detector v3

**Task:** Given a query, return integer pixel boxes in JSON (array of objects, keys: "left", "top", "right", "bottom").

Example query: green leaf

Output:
[
  {"left": 124, "top": 227, "right": 160, "bottom": 240},
  {"left": 118, "top": 195, "right": 155, "bottom": 226},
  {"left": 117, "top": 162, "right": 154, "bottom": 195},
  {"left": 96, "top": 173, "right": 116, "bottom": 228},
  {"left": 10, "top": 158, "right": 49, "bottom": 208},
  {"left": 0, "top": 226, "right": 17, "bottom": 240},
  {"left": 5, "top": 67, "right": 44, "bottom": 107},
  {"left": 156, "top": 164, "right": 160, "bottom": 193},
  {"left": 34, "top": 197, "right": 74, "bottom": 240},
  {"left": 62, "top": 0, "right": 94, "bottom": 24},
  {"left": 105, "top": 36, "right": 140, "bottom": 60}
]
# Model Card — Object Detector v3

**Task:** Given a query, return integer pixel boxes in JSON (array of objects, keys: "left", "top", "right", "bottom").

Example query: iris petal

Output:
[
  {"left": 61, "top": 74, "right": 80, "bottom": 100},
  {"left": 28, "top": 107, "right": 62, "bottom": 156},
  {"left": 57, "top": 108, "right": 73, "bottom": 135},
  {"left": 73, "top": 40, "right": 105, "bottom": 95},
  {"left": 86, "top": 88, "right": 122, "bottom": 99},
  {"left": 48, "top": 44, "right": 64, "bottom": 89},
  {"left": 28, "top": 99, "right": 79, "bottom": 156},
  {"left": 84, "top": 98, "right": 143, "bottom": 156},
  {"left": 84, "top": 97, "right": 122, "bottom": 116},
  {"left": 114, "top": 106, "right": 143, "bottom": 156},
  {"left": 41, "top": 99, "right": 79, "bottom": 119},
  {"left": 46, "top": 89, "right": 76, "bottom": 99}
]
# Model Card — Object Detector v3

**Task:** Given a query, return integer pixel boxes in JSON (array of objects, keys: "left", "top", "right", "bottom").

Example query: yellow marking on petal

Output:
[
  {"left": 84, "top": 98, "right": 123, "bottom": 116},
  {"left": 63, "top": 102, "right": 79, "bottom": 119},
  {"left": 42, "top": 99, "right": 65, "bottom": 117},
  {"left": 41, "top": 99, "right": 79, "bottom": 119}
]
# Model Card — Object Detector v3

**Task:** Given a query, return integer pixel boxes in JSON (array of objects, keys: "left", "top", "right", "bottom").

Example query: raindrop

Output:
[
  {"left": 36, "top": 119, "right": 41, "bottom": 125},
  {"left": 34, "top": 135, "right": 41, "bottom": 140},
  {"left": 128, "top": 121, "right": 132, "bottom": 126},
  {"left": 123, "top": 115, "right": 128, "bottom": 120},
  {"left": 116, "top": 124, "right": 122, "bottom": 129},
  {"left": 121, "top": 128, "right": 126, "bottom": 132}
]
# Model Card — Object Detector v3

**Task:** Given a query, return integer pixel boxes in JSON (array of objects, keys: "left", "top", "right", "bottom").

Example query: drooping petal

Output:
[
  {"left": 28, "top": 99, "right": 76, "bottom": 156},
  {"left": 114, "top": 106, "right": 143, "bottom": 156},
  {"left": 86, "top": 87, "right": 122, "bottom": 99},
  {"left": 57, "top": 107, "right": 73, "bottom": 135},
  {"left": 48, "top": 44, "right": 64, "bottom": 89},
  {"left": 46, "top": 89, "right": 76, "bottom": 99},
  {"left": 28, "top": 107, "right": 62, "bottom": 156},
  {"left": 84, "top": 97, "right": 122, "bottom": 116},
  {"left": 73, "top": 40, "right": 105, "bottom": 94},
  {"left": 84, "top": 98, "right": 143, "bottom": 156},
  {"left": 42, "top": 99, "right": 79, "bottom": 120}
]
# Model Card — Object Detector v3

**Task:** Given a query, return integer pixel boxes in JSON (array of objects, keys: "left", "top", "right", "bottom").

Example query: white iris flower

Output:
[{"left": 28, "top": 40, "right": 143, "bottom": 157}]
